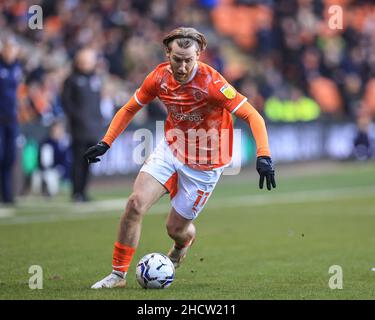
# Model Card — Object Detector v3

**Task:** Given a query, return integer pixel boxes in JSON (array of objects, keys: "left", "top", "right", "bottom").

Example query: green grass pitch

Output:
[{"left": 1, "top": 161, "right": 375, "bottom": 299}]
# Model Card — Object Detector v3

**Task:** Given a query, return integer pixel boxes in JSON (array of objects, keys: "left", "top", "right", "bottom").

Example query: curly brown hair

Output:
[{"left": 162, "top": 27, "right": 207, "bottom": 52}]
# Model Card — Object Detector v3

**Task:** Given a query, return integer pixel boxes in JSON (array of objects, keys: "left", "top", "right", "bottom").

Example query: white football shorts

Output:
[{"left": 140, "top": 138, "right": 225, "bottom": 220}]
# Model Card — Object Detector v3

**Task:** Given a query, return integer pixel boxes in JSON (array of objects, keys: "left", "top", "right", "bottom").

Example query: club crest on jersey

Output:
[
  {"left": 219, "top": 84, "right": 236, "bottom": 99},
  {"left": 194, "top": 91, "right": 203, "bottom": 101}
]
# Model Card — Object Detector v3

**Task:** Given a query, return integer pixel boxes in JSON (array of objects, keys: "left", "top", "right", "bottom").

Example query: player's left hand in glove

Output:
[
  {"left": 84, "top": 141, "right": 110, "bottom": 163},
  {"left": 256, "top": 156, "right": 276, "bottom": 191}
]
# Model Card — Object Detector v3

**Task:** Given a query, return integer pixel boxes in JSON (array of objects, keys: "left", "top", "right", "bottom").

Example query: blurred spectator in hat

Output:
[
  {"left": 33, "top": 120, "right": 71, "bottom": 197},
  {"left": 353, "top": 109, "right": 372, "bottom": 161}
]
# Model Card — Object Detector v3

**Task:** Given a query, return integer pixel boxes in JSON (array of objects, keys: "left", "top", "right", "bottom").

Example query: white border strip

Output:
[
  {"left": 231, "top": 97, "right": 248, "bottom": 114},
  {"left": 134, "top": 90, "right": 146, "bottom": 107}
]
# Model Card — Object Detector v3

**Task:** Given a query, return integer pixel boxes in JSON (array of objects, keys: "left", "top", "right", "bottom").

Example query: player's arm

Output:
[
  {"left": 84, "top": 71, "right": 158, "bottom": 163},
  {"left": 84, "top": 96, "right": 142, "bottom": 163},
  {"left": 209, "top": 76, "right": 276, "bottom": 190},
  {"left": 232, "top": 100, "right": 276, "bottom": 190}
]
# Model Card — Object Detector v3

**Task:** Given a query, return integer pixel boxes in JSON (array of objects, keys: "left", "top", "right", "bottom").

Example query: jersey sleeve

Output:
[
  {"left": 233, "top": 100, "right": 271, "bottom": 157},
  {"left": 208, "top": 73, "right": 247, "bottom": 113},
  {"left": 134, "top": 69, "right": 159, "bottom": 106},
  {"left": 101, "top": 95, "right": 142, "bottom": 146}
]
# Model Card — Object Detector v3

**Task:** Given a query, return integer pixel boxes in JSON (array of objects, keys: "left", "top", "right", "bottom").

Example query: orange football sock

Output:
[{"left": 112, "top": 241, "right": 136, "bottom": 275}]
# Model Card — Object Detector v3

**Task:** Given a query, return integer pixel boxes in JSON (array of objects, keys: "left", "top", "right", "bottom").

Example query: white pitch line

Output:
[
  {"left": 16, "top": 197, "right": 126, "bottom": 209},
  {"left": 0, "top": 209, "right": 14, "bottom": 218},
  {"left": 0, "top": 185, "right": 374, "bottom": 225},
  {"left": 211, "top": 186, "right": 375, "bottom": 208}
]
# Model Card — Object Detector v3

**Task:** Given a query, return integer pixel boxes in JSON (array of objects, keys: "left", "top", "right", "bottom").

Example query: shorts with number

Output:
[{"left": 140, "top": 139, "right": 225, "bottom": 220}]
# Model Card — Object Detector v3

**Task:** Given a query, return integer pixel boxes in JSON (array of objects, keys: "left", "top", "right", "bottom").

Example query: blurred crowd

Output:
[
  {"left": 1, "top": 0, "right": 375, "bottom": 203},
  {"left": 1, "top": 0, "right": 373, "bottom": 120}
]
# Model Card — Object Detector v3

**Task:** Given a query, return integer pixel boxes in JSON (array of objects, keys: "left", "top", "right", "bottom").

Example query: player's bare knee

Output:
[
  {"left": 166, "top": 222, "right": 185, "bottom": 239},
  {"left": 125, "top": 193, "right": 146, "bottom": 220}
]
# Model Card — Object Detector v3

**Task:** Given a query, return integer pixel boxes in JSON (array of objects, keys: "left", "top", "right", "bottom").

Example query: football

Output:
[{"left": 136, "top": 253, "right": 175, "bottom": 289}]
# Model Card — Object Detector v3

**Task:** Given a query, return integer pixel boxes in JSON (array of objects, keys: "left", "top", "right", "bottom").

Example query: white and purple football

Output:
[{"left": 136, "top": 253, "right": 175, "bottom": 289}]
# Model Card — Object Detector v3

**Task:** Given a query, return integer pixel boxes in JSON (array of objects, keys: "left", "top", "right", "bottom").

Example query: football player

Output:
[{"left": 87, "top": 27, "right": 276, "bottom": 289}]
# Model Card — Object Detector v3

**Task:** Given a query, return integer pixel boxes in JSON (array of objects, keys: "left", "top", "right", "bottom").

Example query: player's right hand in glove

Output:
[
  {"left": 256, "top": 156, "right": 276, "bottom": 191},
  {"left": 84, "top": 141, "right": 110, "bottom": 163}
]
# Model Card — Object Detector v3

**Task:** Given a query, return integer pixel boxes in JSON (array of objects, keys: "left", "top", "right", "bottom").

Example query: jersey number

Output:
[{"left": 193, "top": 190, "right": 210, "bottom": 212}]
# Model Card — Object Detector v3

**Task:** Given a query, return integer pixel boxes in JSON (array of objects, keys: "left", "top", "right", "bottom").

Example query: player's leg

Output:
[
  {"left": 91, "top": 171, "right": 168, "bottom": 289},
  {"left": 166, "top": 165, "right": 225, "bottom": 268},
  {"left": 91, "top": 138, "right": 177, "bottom": 289},
  {"left": 117, "top": 171, "right": 167, "bottom": 247},
  {"left": 166, "top": 208, "right": 196, "bottom": 268},
  {"left": 166, "top": 208, "right": 196, "bottom": 247}
]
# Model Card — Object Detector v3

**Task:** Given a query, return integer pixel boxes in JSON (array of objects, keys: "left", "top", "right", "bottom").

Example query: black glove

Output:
[
  {"left": 84, "top": 141, "right": 110, "bottom": 163},
  {"left": 256, "top": 156, "right": 276, "bottom": 191}
]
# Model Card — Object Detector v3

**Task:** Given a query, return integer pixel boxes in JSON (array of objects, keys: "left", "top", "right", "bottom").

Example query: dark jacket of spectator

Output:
[
  {"left": 62, "top": 68, "right": 104, "bottom": 142},
  {"left": 0, "top": 56, "right": 22, "bottom": 125}
]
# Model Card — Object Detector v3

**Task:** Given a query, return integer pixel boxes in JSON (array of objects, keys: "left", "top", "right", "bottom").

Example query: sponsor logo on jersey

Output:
[
  {"left": 173, "top": 112, "right": 203, "bottom": 122},
  {"left": 220, "top": 84, "right": 236, "bottom": 99}
]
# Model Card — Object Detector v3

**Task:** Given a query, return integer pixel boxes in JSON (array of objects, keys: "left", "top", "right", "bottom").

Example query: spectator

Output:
[
  {"left": 0, "top": 36, "right": 22, "bottom": 205},
  {"left": 62, "top": 48, "right": 103, "bottom": 202},
  {"left": 353, "top": 110, "right": 372, "bottom": 160},
  {"left": 34, "top": 120, "right": 71, "bottom": 197}
]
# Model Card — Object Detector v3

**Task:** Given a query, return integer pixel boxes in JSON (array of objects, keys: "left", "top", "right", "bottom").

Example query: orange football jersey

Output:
[{"left": 135, "top": 61, "right": 247, "bottom": 170}]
